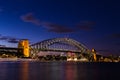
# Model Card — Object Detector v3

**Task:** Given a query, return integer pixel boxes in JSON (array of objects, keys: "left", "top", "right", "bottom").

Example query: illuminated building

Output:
[{"left": 18, "top": 39, "right": 29, "bottom": 57}]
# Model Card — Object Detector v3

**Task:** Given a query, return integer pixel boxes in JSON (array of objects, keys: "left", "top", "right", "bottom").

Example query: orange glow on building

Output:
[
  {"left": 18, "top": 39, "right": 29, "bottom": 57},
  {"left": 92, "top": 48, "right": 97, "bottom": 61}
]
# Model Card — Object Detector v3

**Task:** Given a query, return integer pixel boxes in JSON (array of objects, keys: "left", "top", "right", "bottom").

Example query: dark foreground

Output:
[{"left": 0, "top": 61, "right": 120, "bottom": 80}]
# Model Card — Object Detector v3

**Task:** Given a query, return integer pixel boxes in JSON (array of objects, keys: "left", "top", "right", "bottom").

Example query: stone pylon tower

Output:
[
  {"left": 92, "top": 48, "right": 97, "bottom": 62},
  {"left": 18, "top": 39, "right": 29, "bottom": 57}
]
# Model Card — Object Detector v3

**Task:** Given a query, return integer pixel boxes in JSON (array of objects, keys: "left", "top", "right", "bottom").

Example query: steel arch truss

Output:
[{"left": 30, "top": 38, "right": 88, "bottom": 54}]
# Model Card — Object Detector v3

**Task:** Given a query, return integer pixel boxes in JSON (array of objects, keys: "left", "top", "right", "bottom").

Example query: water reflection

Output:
[
  {"left": 20, "top": 62, "right": 29, "bottom": 80},
  {"left": 0, "top": 62, "right": 119, "bottom": 80},
  {"left": 65, "top": 62, "right": 77, "bottom": 80},
  {"left": 0, "top": 62, "right": 8, "bottom": 80}
]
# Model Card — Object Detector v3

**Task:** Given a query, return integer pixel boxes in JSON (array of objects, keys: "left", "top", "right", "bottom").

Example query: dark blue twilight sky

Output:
[{"left": 0, "top": 0, "right": 120, "bottom": 55}]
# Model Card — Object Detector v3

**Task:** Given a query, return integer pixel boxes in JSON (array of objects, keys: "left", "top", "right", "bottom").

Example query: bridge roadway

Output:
[
  {"left": 0, "top": 47, "right": 83, "bottom": 56},
  {"left": 0, "top": 47, "right": 23, "bottom": 56},
  {"left": 30, "top": 48, "right": 82, "bottom": 53}
]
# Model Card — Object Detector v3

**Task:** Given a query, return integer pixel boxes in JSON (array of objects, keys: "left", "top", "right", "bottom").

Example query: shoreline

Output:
[
  {"left": 0, "top": 58, "right": 36, "bottom": 61},
  {"left": 0, "top": 58, "right": 119, "bottom": 62}
]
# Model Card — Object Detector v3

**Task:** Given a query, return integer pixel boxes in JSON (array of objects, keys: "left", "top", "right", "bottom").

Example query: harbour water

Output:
[{"left": 0, "top": 61, "right": 119, "bottom": 80}]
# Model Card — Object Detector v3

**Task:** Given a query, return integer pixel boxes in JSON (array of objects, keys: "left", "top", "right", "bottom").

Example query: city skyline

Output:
[{"left": 0, "top": 0, "right": 120, "bottom": 56}]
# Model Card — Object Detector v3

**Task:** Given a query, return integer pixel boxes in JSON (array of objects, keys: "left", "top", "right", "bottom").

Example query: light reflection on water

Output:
[{"left": 0, "top": 61, "right": 119, "bottom": 80}]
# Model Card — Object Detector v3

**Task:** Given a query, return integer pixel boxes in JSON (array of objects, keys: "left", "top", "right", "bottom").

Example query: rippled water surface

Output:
[{"left": 0, "top": 61, "right": 119, "bottom": 80}]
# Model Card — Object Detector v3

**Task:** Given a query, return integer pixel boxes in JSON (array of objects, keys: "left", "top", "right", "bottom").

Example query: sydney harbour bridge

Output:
[
  {"left": 30, "top": 38, "right": 95, "bottom": 61},
  {"left": 0, "top": 38, "right": 96, "bottom": 61}
]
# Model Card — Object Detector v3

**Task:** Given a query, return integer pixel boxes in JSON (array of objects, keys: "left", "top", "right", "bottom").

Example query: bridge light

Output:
[{"left": 74, "top": 58, "right": 77, "bottom": 61}]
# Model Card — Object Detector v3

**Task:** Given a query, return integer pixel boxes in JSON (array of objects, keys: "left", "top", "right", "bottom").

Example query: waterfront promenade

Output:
[{"left": 0, "top": 58, "right": 35, "bottom": 61}]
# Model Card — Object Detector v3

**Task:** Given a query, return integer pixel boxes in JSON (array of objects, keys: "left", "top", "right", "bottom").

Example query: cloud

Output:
[
  {"left": 0, "top": 44, "right": 5, "bottom": 47},
  {"left": 7, "top": 40, "right": 18, "bottom": 43},
  {"left": 110, "top": 33, "right": 120, "bottom": 39},
  {"left": 43, "top": 21, "right": 95, "bottom": 33},
  {"left": 20, "top": 13, "right": 75, "bottom": 33},
  {"left": 21, "top": 13, "right": 96, "bottom": 33},
  {"left": 0, "top": 36, "right": 8, "bottom": 40},
  {"left": 42, "top": 22, "right": 75, "bottom": 33},
  {"left": 20, "top": 13, "right": 41, "bottom": 25},
  {"left": 0, "top": 36, "right": 19, "bottom": 43},
  {"left": 76, "top": 21, "right": 95, "bottom": 31},
  {"left": 0, "top": 34, "right": 28, "bottom": 44},
  {"left": 7, "top": 38, "right": 19, "bottom": 43}
]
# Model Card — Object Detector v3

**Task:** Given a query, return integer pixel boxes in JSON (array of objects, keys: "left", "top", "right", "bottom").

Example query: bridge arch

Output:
[{"left": 30, "top": 38, "right": 89, "bottom": 55}]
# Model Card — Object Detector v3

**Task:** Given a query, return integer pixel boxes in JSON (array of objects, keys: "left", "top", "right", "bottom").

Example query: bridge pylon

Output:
[
  {"left": 92, "top": 48, "right": 97, "bottom": 62},
  {"left": 18, "top": 39, "right": 30, "bottom": 57}
]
